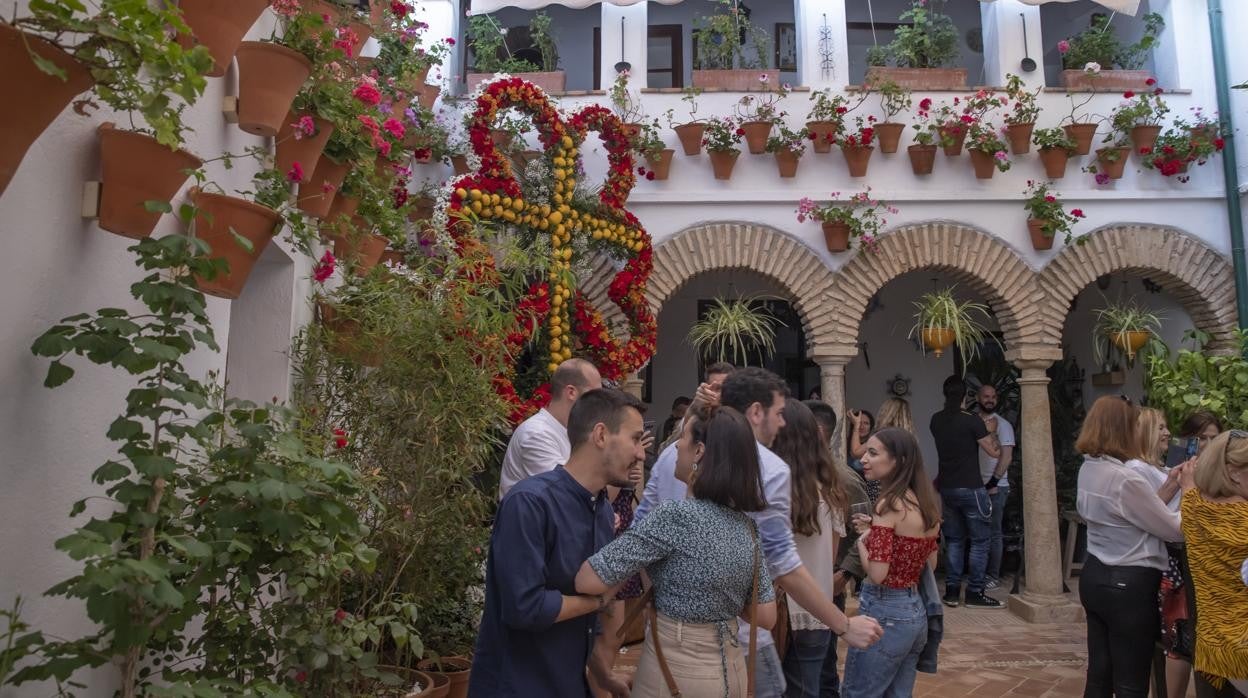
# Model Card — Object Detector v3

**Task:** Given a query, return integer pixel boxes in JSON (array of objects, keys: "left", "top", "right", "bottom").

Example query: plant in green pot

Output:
[
  {"left": 688, "top": 297, "right": 786, "bottom": 366},
  {"left": 1093, "top": 300, "right": 1162, "bottom": 367},
  {"left": 909, "top": 287, "right": 997, "bottom": 369}
]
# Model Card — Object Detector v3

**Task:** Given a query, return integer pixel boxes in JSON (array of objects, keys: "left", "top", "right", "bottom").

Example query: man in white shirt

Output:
[
  {"left": 498, "top": 358, "right": 601, "bottom": 500},
  {"left": 976, "top": 384, "right": 1015, "bottom": 589}
]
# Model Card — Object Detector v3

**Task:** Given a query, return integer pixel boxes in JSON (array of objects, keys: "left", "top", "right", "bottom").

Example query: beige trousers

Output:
[{"left": 630, "top": 613, "right": 747, "bottom": 698}]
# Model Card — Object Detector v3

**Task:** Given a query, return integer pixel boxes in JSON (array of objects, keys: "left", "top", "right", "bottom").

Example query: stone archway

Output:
[{"left": 1037, "top": 224, "right": 1240, "bottom": 351}]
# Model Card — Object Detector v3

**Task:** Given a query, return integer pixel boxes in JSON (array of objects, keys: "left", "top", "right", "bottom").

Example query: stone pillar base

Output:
[{"left": 1007, "top": 591, "right": 1085, "bottom": 624}]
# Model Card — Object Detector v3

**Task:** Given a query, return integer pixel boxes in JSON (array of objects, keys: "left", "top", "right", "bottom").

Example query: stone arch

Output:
[
  {"left": 1038, "top": 224, "right": 1239, "bottom": 350},
  {"left": 644, "top": 222, "right": 838, "bottom": 354},
  {"left": 827, "top": 221, "right": 1045, "bottom": 356}
]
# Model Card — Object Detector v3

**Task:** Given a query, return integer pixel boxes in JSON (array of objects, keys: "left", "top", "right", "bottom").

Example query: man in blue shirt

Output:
[{"left": 469, "top": 388, "right": 646, "bottom": 698}]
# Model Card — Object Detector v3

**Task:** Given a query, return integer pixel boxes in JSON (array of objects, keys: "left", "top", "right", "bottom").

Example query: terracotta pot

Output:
[
  {"left": 317, "top": 301, "right": 381, "bottom": 367},
  {"left": 234, "top": 41, "right": 313, "bottom": 137},
  {"left": 1060, "top": 69, "right": 1151, "bottom": 90},
  {"left": 876, "top": 122, "right": 905, "bottom": 154},
  {"left": 674, "top": 122, "right": 706, "bottom": 156},
  {"left": 490, "top": 129, "right": 514, "bottom": 151},
  {"left": 1130, "top": 125, "right": 1161, "bottom": 155},
  {"left": 1006, "top": 122, "right": 1035, "bottom": 155},
  {"left": 408, "top": 670, "right": 449, "bottom": 698},
  {"left": 415, "top": 83, "right": 439, "bottom": 110},
  {"left": 708, "top": 150, "right": 739, "bottom": 180},
  {"left": 190, "top": 189, "right": 281, "bottom": 300},
  {"left": 451, "top": 155, "right": 471, "bottom": 175},
  {"left": 921, "top": 327, "right": 956, "bottom": 358},
  {"left": 408, "top": 195, "right": 435, "bottom": 223},
  {"left": 691, "top": 69, "right": 779, "bottom": 90},
  {"left": 1110, "top": 330, "right": 1151, "bottom": 359},
  {"left": 176, "top": 0, "right": 269, "bottom": 77},
  {"left": 275, "top": 112, "right": 333, "bottom": 181},
  {"left": 298, "top": 157, "right": 352, "bottom": 218},
  {"left": 0, "top": 23, "right": 95, "bottom": 199},
  {"left": 907, "top": 144, "right": 937, "bottom": 175},
  {"left": 644, "top": 149, "right": 675, "bottom": 180},
  {"left": 416, "top": 657, "right": 471, "bottom": 698},
  {"left": 1063, "top": 123, "right": 1098, "bottom": 156},
  {"left": 467, "top": 71, "right": 565, "bottom": 93},
  {"left": 773, "top": 149, "right": 800, "bottom": 178},
  {"left": 821, "top": 221, "right": 851, "bottom": 253},
  {"left": 347, "top": 20, "right": 371, "bottom": 56},
  {"left": 741, "top": 121, "right": 772, "bottom": 155},
  {"left": 1027, "top": 218, "right": 1055, "bottom": 251},
  {"left": 333, "top": 232, "right": 388, "bottom": 275},
  {"left": 968, "top": 149, "right": 997, "bottom": 179},
  {"left": 842, "top": 145, "right": 874, "bottom": 177},
  {"left": 96, "top": 123, "right": 202, "bottom": 239},
  {"left": 1096, "top": 146, "right": 1131, "bottom": 180},
  {"left": 321, "top": 194, "right": 361, "bottom": 237},
  {"left": 938, "top": 125, "right": 967, "bottom": 156},
  {"left": 806, "top": 121, "right": 838, "bottom": 154},
  {"left": 1038, "top": 147, "right": 1070, "bottom": 179},
  {"left": 621, "top": 123, "right": 642, "bottom": 141},
  {"left": 866, "top": 66, "right": 967, "bottom": 90},
  {"left": 512, "top": 150, "right": 542, "bottom": 170}
]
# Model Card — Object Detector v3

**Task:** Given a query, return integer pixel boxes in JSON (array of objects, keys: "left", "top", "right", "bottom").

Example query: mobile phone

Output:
[{"left": 1186, "top": 437, "right": 1199, "bottom": 459}]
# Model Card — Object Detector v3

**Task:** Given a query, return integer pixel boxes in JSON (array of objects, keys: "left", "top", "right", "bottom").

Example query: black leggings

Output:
[{"left": 1080, "top": 555, "right": 1162, "bottom": 698}]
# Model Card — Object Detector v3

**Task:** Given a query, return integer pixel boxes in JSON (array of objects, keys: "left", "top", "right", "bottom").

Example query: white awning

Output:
[
  {"left": 980, "top": 0, "right": 1140, "bottom": 16},
  {"left": 469, "top": 0, "right": 683, "bottom": 15}
]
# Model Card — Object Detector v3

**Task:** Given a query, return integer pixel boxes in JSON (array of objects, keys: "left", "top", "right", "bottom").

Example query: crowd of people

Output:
[{"left": 467, "top": 357, "right": 1248, "bottom": 698}]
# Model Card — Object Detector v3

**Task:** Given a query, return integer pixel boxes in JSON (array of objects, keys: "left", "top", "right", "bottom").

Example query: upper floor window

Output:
[
  {"left": 846, "top": 0, "right": 984, "bottom": 88},
  {"left": 649, "top": 0, "right": 797, "bottom": 89},
  {"left": 463, "top": 7, "right": 599, "bottom": 92},
  {"left": 1040, "top": 1, "right": 1164, "bottom": 87}
]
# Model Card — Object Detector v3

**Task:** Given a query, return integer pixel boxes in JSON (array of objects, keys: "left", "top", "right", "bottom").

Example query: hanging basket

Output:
[
  {"left": 1110, "top": 330, "right": 1151, "bottom": 359},
  {"left": 190, "top": 188, "right": 281, "bottom": 300},
  {"left": 234, "top": 41, "right": 313, "bottom": 137},
  {"left": 876, "top": 123, "right": 905, "bottom": 154},
  {"left": 275, "top": 112, "right": 334, "bottom": 182},
  {"left": 921, "top": 327, "right": 956, "bottom": 357},
  {"left": 0, "top": 22, "right": 95, "bottom": 199},
  {"left": 773, "top": 149, "right": 801, "bottom": 178},
  {"left": 708, "top": 150, "right": 739, "bottom": 180},
  {"left": 908, "top": 145, "right": 937, "bottom": 175},
  {"left": 1063, "top": 123, "right": 1098, "bottom": 156},
  {"left": 968, "top": 149, "right": 997, "bottom": 179},
  {"left": 821, "top": 221, "right": 851, "bottom": 253},
  {"left": 645, "top": 149, "right": 675, "bottom": 180},
  {"left": 842, "top": 145, "right": 874, "bottom": 177},
  {"left": 674, "top": 122, "right": 705, "bottom": 156},
  {"left": 741, "top": 121, "right": 773, "bottom": 155},
  {"left": 806, "top": 121, "right": 838, "bottom": 154},
  {"left": 1095, "top": 147, "right": 1131, "bottom": 180},
  {"left": 1038, "top": 147, "right": 1070, "bottom": 179},
  {"left": 176, "top": 0, "right": 270, "bottom": 77},
  {"left": 1027, "top": 218, "right": 1055, "bottom": 251},
  {"left": 96, "top": 123, "right": 202, "bottom": 239},
  {"left": 1006, "top": 123, "right": 1035, "bottom": 155}
]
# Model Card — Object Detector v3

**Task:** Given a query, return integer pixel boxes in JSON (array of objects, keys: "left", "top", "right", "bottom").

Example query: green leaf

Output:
[
  {"left": 92, "top": 460, "right": 131, "bottom": 483},
  {"left": 134, "top": 337, "right": 183, "bottom": 362},
  {"left": 27, "top": 52, "right": 68, "bottom": 81},
  {"left": 1182, "top": 393, "right": 1201, "bottom": 406},
  {"left": 31, "top": 331, "right": 73, "bottom": 357},
  {"left": 44, "top": 360, "right": 74, "bottom": 388},
  {"left": 144, "top": 200, "right": 174, "bottom": 214}
]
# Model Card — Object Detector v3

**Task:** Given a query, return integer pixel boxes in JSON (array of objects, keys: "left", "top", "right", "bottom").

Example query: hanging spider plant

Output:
[
  {"left": 687, "top": 297, "right": 785, "bottom": 366},
  {"left": 1093, "top": 300, "right": 1163, "bottom": 368},
  {"left": 909, "top": 287, "right": 998, "bottom": 370}
]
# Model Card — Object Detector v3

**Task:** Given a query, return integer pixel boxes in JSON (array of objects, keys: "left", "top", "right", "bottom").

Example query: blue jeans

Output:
[
  {"left": 841, "top": 584, "right": 927, "bottom": 698},
  {"left": 819, "top": 594, "right": 847, "bottom": 697},
  {"left": 941, "top": 487, "right": 994, "bottom": 595},
  {"left": 782, "top": 629, "right": 831, "bottom": 698},
  {"left": 749, "top": 642, "right": 787, "bottom": 698},
  {"left": 987, "top": 485, "right": 1009, "bottom": 580}
]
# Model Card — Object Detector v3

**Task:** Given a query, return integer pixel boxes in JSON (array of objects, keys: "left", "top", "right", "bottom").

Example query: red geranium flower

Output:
[
  {"left": 286, "top": 161, "right": 304, "bottom": 183},
  {"left": 1145, "top": 77, "right": 1157, "bottom": 86},
  {"left": 1123, "top": 91, "right": 1135, "bottom": 98},
  {"left": 1071, "top": 208, "right": 1085, "bottom": 218},
  {"left": 352, "top": 82, "right": 381, "bottom": 106}
]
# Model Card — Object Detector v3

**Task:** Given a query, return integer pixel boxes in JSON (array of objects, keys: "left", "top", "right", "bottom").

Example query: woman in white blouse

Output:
[{"left": 1076, "top": 396, "right": 1193, "bottom": 698}]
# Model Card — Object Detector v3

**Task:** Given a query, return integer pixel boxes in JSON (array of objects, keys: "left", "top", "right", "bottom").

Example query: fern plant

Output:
[{"left": 687, "top": 297, "right": 784, "bottom": 366}]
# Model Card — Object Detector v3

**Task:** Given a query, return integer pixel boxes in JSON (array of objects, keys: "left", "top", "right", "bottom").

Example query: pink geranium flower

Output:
[
  {"left": 313, "top": 250, "right": 335, "bottom": 282},
  {"left": 1057, "top": 40, "right": 1070, "bottom": 54},
  {"left": 287, "top": 161, "right": 304, "bottom": 182}
]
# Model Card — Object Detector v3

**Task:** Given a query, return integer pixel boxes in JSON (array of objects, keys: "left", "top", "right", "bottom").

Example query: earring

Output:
[{"left": 691, "top": 462, "right": 699, "bottom": 472}]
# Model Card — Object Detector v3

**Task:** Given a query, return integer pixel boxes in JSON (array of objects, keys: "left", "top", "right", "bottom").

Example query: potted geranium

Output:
[
  {"left": 796, "top": 188, "right": 896, "bottom": 253},
  {"left": 1058, "top": 12, "right": 1164, "bottom": 89},
  {"left": 909, "top": 288, "right": 996, "bottom": 368},
  {"left": 966, "top": 124, "right": 1011, "bottom": 179},
  {"left": 1060, "top": 81, "right": 1101, "bottom": 155},
  {"left": 1003, "top": 74, "right": 1041, "bottom": 154},
  {"left": 703, "top": 116, "right": 744, "bottom": 180},
  {"left": 609, "top": 69, "right": 646, "bottom": 138},
  {"left": 805, "top": 89, "right": 863, "bottom": 154},
  {"left": 839, "top": 115, "right": 877, "bottom": 177},
  {"left": 1093, "top": 300, "right": 1162, "bottom": 366},
  {"left": 1088, "top": 136, "right": 1131, "bottom": 181},
  {"left": 667, "top": 87, "right": 707, "bottom": 156},
  {"left": 1033, "top": 127, "right": 1078, "bottom": 179},
  {"left": 634, "top": 118, "right": 674, "bottom": 181},
  {"left": 734, "top": 76, "right": 789, "bottom": 153},
  {"left": 765, "top": 125, "right": 808, "bottom": 178},
  {"left": 930, "top": 98, "right": 973, "bottom": 156},
  {"left": 691, "top": 0, "right": 776, "bottom": 90},
  {"left": 466, "top": 12, "right": 564, "bottom": 92},
  {"left": 1108, "top": 79, "right": 1169, "bottom": 154},
  {"left": 1022, "top": 181, "right": 1086, "bottom": 250},
  {"left": 868, "top": 0, "right": 965, "bottom": 90},
  {"left": 909, "top": 99, "right": 941, "bottom": 175},
  {"left": 870, "top": 79, "right": 911, "bottom": 154}
]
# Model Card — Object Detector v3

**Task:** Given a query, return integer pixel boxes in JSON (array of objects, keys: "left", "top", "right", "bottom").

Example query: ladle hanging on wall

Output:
[{"left": 1019, "top": 13, "right": 1037, "bottom": 72}]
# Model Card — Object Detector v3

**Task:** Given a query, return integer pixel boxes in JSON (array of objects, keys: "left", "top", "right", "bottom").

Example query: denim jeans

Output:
[
  {"left": 941, "top": 487, "right": 994, "bottom": 595},
  {"left": 782, "top": 629, "right": 831, "bottom": 698},
  {"left": 818, "top": 594, "right": 847, "bottom": 697},
  {"left": 749, "top": 642, "right": 787, "bottom": 698},
  {"left": 841, "top": 584, "right": 927, "bottom": 698},
  {"left": 987, "top": 485, "right": 1009, "bottom": 580}
]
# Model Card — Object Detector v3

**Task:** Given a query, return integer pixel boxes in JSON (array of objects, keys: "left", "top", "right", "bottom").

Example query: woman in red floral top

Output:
[{"left": 841, "top": 427, "right": 942, "bottom": 697}]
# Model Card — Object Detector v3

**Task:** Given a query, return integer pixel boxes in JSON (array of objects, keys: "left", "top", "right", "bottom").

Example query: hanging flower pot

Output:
[
  {"left": 1027, "top": 218, "right": 1055, "bottom": 251},
  {"left": 773, "top": 149, "right": 801, "bottom": 178},
  {"left": 0, "top": 22, "right": 94, "bottom": 199},
  {"left": 176, "top": 0, "right": 270, "bottom": 77},
  {"left": 275, "top": 112, "right": 334, "bottom": 183},
  {"left": 645, "top": 149, "right": 675, "bottom": 180},
  {"left": 1096, "top": 146, "right": 1131, "bottom": 180},
  {"left": 806, "top": 121, "right": 837, "bottom": 154},
  {"left": 876, "top": 123, "right": 905, "bottom": 154},
  {"left": 332, "top": 231, "right": 388, "bottom": 275},
  {"left": 674, "top": 123, "right": 706, "bottom": 156},
  {"left": 190, "top": 188, "right": 281, "bottom": 300},
  {"left": 317, "top": 301, "right": 382, "bottom": 367},
  {"left": 490, "top": 129, "right": 514, "bottom": 150},
  {"left": 741, "top": 121, "right": 773, "bottom": 155},
  {"left": 921, "top": 327, "right": 956, "bottom": 357},
  {"left": 416, "top": 657, "right": 472, "bottom": 698},
  {"left": 1063, "top": 123, "right": 1098, "bottom": 156},
  {"left": 938, "top": 125, "right": 967, "bottom": 156},
  {"left": 1110, "top": 330, "right": 1151, "bottom": 359},
  {"left": 1130, "top": 125, "right": 1161, "bottom": 155},
  {"left": 907, "top": 145, "right": 937, "bottom": 175},
  {"left": 708, "top": 151, "right": 739, "bottom": 180},
  {"left": 842, "top": 145, "right": 874, "bottom": 177},
  {"left": 1038, "top": 147, "right": 1070, "bottom": 179},
  {"left": 621, "top": 123, "right": 642, "bottom": 141},
  {"left": 298, "top": 157, "right": 352, "bottom": 218},
  {"left": 408, "top": 195, "right": 435, "bottom": 223},
  {"left": 451, "top": 154, "right": 471, "bottom": 175},
  {"left": 968, "top": 149, "right": 997, "bottom": 179},
  {"left": 821, "top": 221, "right": 851, "bottom": 253},
  {"left": 415, "top": 83, "right": 439, "bottom": 110},
  {"left": 1006, "top": 123, "right": 1035, "bottom": 155},
  {"left": 234, "top": 41, "right": 313, "bottom": 137},
  {"left": 321, "top": 194, "right": 362, "bottom": 238},
  {"left": 96, "top": 123, "right": 202, "bottom": 240}
]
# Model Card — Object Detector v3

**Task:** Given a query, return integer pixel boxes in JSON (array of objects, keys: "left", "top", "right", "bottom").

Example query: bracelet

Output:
[{"left": 985, "top": 476, "right": 1001, "bottom": 490}]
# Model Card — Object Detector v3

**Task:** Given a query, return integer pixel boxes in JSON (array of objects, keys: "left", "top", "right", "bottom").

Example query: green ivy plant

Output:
[
  {"left": 885, "top": 0, "right": 960, "bottom": 69},
  {"left": 13, "top": 0, "right": 213, "bottom": 147},
  {"left": 1146, "top": 329, "right": 1248, "bottom": 431}
]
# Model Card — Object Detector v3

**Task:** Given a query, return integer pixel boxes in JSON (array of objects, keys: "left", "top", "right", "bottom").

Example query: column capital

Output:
[
  {"left": 808, "top": 344, "right": 858, "bottom": 367},
  {"left": 1014, "top": 359, "right": 1055, "bottom": 379},
  {"left": 1005, "top": 344, "right": 1063, "bottom": 365}
]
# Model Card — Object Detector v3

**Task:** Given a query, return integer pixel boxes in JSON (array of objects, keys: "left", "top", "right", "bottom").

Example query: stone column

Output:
[
  {"left": 811, "top": 354, "right": 852, "bottom": 470},
  {"left": 1007, "top": 359, "right": 1084, "bottom": 623},
  {"left": 621, "top": 369, "right": 645, "bottom": 402}
]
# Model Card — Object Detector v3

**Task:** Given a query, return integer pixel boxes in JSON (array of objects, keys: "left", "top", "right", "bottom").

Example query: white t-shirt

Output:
[
  {"left": 978, "top": 412, "right": 1016, "bottom": 487},
  {"left": 1125, "top": 459, "right": 1181, "bottom": 512},
  {"left": 497, "top": 408, "right": 570, "bottom": 500}
]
